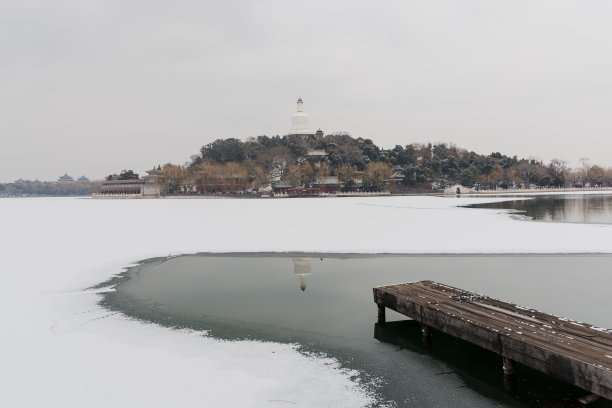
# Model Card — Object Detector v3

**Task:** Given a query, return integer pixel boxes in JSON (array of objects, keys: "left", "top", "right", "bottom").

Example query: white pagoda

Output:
[{"left": 288, "top": 98, "right": 314, "bottom": 138}]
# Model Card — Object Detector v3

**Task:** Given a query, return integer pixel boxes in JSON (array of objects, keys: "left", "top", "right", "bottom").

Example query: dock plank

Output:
[{"left": 373, "top": 280, "right": 612, "bottom": 400}]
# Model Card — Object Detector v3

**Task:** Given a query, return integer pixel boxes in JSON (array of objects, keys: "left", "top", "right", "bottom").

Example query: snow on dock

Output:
[{"left": 374, "top": 280, "right": 612, "bottom": 400}]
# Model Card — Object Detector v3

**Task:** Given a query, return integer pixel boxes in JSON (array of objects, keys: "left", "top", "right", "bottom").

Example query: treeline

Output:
[
  {"left": 157, "top": 134, "right": 612, "bottom": 193},
  {"left": 0, "top": 180, "right": 102, "bottom": 197},
  {"left": 160, "top": 157, "right": 394, "bottom": 193},
  {"left": 157, "top": 134, "right": 398, "bottom": 192}
]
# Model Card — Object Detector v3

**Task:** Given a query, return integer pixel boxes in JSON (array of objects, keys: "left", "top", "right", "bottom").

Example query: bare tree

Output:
[
  {"left": 516, "top": 162, "right": 539, "bottom": 188},
  {"left": 256, "top": 146, "right": 295, "bottom": 180},
  {"left": 363, "top": 162, "right": 392, "bottom": 191},
  {"left": 580, "top": 157, "right": 592, "bottom": 184},
  {"left": 549, "top": 159, "right": 568, "bottom": 186},
  {"left": 315, "top": 162, "right": 330, "bottom": 185}
]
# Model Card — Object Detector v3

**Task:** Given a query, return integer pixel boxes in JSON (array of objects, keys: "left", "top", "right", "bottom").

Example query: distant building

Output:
[
  {"left": 306, "top": 149, "right": 327, "bottom": 158},
  {"left": 77, "top": 175, "right": 89, "bottom": 182},
  {"left": 306, "top": 149, "right": 328, "bottom": 169},
  {"left": 287, "top": 187, "right": 321, "bottom": 197},
  {"left": 93, "top": 167, "right": 164, "bottom": 198},
  {"left": 312, "top": 176, "right": 341, "bottom": 193},
  {"left": 58, "top": 173, "right": 74, "bottom": 182},
  {"left": 96, "top": 178, "right": 144, "bottom": 196},
  {"left": 287, "top": 98, "right": 315, "bottom": 139},
  {"left": 390, "top": 166, "right": 405, "bottom": 185},
  {"left": 271, "top": 180, "right": 293, "bottom": 194},
  {"left": 142, "top": 167, "right": 164, "bottom": 196}
]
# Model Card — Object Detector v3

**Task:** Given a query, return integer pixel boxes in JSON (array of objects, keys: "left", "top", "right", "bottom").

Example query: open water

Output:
[
  {"left": 468, "top": 193, "right": 612, "bottom": 224},
  {"left": 100, "top": 254, "right": 612, "bottom": 407}
]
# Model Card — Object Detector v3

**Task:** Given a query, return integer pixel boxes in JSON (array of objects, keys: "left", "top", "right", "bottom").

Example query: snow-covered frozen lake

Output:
[{"left": 1, "top": 195, "right": 612, "bottom": 407}]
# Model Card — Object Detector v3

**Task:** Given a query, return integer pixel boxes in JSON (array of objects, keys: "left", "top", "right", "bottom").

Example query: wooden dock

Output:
[{"left": 373, "top": 280, "right": 612, "bottom": 401}]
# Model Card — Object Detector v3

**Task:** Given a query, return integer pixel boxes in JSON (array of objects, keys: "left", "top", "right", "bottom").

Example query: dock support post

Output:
[
  {"left": 503, "top": 357, "right": 515, "bottom": 393},
  {"left": 422, "top": 324, "right": 432, "bottom": 346},
  {"left": 377, "top": 304, "right": 385, "bottom": 324},
  {"left": 577, "top": 394, "right": 601, "bottom": 405},
  {"left": 503, "top": 356, "right": 515, "bottom": 376}
]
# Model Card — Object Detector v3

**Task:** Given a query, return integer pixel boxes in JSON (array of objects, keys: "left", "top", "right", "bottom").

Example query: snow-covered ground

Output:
[{"left": 1, "top": 195, "right": 611, "bottom": 407}]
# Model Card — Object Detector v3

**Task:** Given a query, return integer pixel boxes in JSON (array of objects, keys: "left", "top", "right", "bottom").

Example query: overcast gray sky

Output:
[{"left": 1, "top": 0, "right": 611, "bottom": 182}]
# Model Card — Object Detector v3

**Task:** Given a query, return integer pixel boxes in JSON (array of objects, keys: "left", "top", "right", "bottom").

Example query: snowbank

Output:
[{"left": 0, "top": 195, "right": 611, "bottom": 407}]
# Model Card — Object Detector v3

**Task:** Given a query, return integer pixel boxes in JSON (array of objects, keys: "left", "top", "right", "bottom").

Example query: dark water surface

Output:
[
  {"left": 468, "top": 194, "right": 612, "bottom": 224},
  {"left": 100, "top": 254, "right": 612, "bottom": 408}
]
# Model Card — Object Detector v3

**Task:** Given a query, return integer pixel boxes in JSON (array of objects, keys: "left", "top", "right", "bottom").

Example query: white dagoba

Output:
[{"left": 288, "top": 97, "right": 314, "bottom": 137}]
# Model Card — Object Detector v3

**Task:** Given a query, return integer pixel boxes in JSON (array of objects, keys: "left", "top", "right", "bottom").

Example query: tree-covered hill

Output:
[{"left": 162, "top": 133, "right": 610, "bottom": 193}]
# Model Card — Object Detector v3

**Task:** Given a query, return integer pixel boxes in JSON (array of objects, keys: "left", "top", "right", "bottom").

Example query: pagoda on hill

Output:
[{"left": 288, "top": 98, "right": 315, "bottom": 139}]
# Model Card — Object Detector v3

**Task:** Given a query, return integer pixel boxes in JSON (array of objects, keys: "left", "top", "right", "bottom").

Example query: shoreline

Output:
[
  {"left": 4, "top": 187, "right": 612, "bottom": 199},
  {"left": 160, "top": 251, "right": 612, "bottom": 258},
  {"left": 91, "top": 187, "right": 612, "bottom": 199}
]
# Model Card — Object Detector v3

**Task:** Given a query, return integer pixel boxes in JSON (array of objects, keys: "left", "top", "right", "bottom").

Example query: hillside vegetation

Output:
[{"left": 157, "top": 134, "right": 610, "bottom": 193}]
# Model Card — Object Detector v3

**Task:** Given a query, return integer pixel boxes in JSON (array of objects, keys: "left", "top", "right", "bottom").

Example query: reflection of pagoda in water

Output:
[{"left": 293, "top": 257, "right": 312, "bottom": 292}]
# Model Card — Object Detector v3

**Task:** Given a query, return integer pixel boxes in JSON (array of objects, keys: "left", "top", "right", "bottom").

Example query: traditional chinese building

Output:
[
  {"left": 93, "top": 167, "right": 164, "bottom": 198},
  {"left": 95, "top": 178, "right": 144, "bottom": 196},
  {"left": 142, "top": 167, "right": 164, "bottom": 196},
  {"left": 305, "top": 149, "right": 328, "bottom": 169},
  {"left": 312, "top": 176, "right": 341, "bottom": 193},
  {"left": 57, "top": 173, "right": 74, "bottom": 182}
]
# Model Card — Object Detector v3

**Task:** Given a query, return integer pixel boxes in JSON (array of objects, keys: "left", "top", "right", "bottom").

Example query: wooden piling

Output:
[
  {"left": 377, "top": 304, "right": 385, "bottom": 323},
  {"left": 422, "top": 324, "right": 432, "bottom": 346},
  {"left": 502, "top": 356, "right": 516, "bottom": 393},
  {"left": 502, "top": 356, "right": 515, "bottom": 376},
  {"left": 578, "top": 394, "right": 601, "bottom": 405}
]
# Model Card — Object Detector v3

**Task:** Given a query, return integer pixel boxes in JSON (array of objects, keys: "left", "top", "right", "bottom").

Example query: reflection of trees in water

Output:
[
  {"left": 472, "top": 195, "right": 612, "bottom": 224},
  {"left": 529, "top": 196, "right": 607, "bottom": 223}
]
